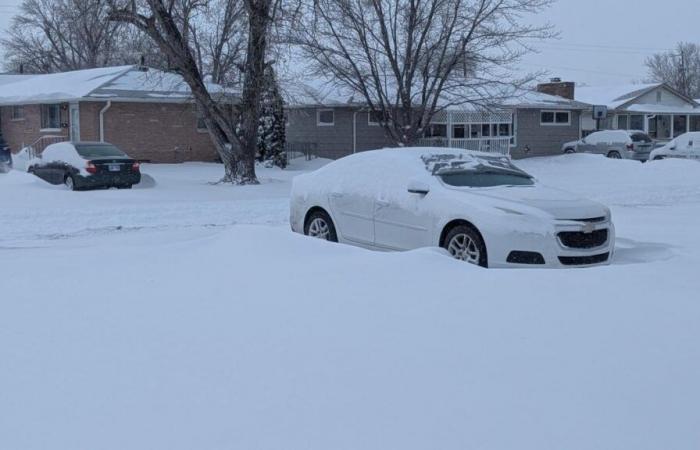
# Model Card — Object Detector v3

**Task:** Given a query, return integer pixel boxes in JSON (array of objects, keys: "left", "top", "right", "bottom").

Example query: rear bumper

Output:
[
  {"left": 75, "top": 172, "right": 141, "bottom": 189},
  {"left": 626, "top": 150, "right": 651, "bottom": 161}
]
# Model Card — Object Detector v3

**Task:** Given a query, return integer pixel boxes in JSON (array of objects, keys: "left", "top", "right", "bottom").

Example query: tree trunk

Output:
[{"left": 236, "top": 0, "right": 272, "bottom": 185}]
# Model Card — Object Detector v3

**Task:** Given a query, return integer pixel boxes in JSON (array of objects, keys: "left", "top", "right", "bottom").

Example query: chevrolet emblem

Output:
[{"left": 582, "top": 222, "right": 596, "bottom": 234}]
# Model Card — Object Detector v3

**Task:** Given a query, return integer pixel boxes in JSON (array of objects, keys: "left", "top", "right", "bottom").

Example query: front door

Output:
[
  {"left": 69, "top": 103, "right": 80, "bottom": 141},
  {"left": 373, "top": 186, "right": 432, "bottom": 251}
]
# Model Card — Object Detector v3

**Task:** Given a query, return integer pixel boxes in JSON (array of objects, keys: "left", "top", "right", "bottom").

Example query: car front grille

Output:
[
  {"left": 558, "top": 229, "right": 608, "bottom": 249},
  {"left": 559, "top": 253, "right": 610, "bottom": 266},
  {"left": 566, "top": 216, "right": 607, "bottom": 223}
]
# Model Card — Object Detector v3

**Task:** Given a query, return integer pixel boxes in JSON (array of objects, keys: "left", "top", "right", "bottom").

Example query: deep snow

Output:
[{"left": 1, "top": 154, "right": 700, "bottom": 450}]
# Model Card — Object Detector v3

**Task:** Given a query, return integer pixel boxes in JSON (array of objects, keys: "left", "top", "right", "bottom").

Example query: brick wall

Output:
[
  {"left": 0, "top": 104, "right": 69, "bottom": 152},
  {"left": 97, "top": 101, "right": 218, "bottom": 163}
]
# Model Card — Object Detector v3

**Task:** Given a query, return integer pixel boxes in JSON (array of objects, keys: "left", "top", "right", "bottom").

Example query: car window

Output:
[
  {"left": 630, "top": 132, "right": 652, "bottom": 143},
  {"left": 74, "top": 144, "right": 127, "bottom": 158},
  {"left": 440, "top": 170, "right": 535, "bottom": 187}
]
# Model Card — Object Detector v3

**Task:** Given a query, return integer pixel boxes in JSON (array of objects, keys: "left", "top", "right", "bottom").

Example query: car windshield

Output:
[
  {"left": 75, "top": 144, "right": 127, "bottom": 158},
  {"left": 440, "top": 168, "right": 535, "bottom": 187}
]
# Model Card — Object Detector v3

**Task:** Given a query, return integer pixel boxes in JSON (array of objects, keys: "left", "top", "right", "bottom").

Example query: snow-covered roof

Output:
[
  {"left": 0, "top": 66, "right": 236, "bottom": 105},
  {"left": 88, "top": 68, "right": 236, "bottom": 101},
  {"left": 625, "top": 103, "right": 700, "bottom": 114},
  {"left": 575, "top": 83, "right": 663, "bottom": 109},
  {"left": 283, "top": 79, "right": 587, "bottom": 111},
  {"left": 496, "top": 90, "right": 589, "bottom": 110}
]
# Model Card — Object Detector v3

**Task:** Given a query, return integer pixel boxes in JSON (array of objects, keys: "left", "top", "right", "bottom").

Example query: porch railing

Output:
[
  {"left": 416, "top": 137, "right": 513, "bottom": 155},
  {"left": 24, "top": 135, "right": 69, "bottom": 159}
]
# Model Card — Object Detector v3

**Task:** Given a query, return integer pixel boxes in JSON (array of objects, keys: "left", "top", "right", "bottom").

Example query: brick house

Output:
[{"left": 0, "top": 65, "right": 236, "bottom": 162}]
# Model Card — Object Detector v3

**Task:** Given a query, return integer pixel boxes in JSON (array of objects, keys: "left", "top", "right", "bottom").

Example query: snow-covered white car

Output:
[
  {"left": 649, "top": 132, "right": 700, "bottom": 161},
  {"left": 290, "top": 148, "right": 615, "bottom": 268}
]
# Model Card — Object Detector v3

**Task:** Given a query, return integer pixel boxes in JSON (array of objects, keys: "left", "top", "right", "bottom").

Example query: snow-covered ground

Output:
[{"left": 1, "top": 154, "right": 699, "bottom": 450}]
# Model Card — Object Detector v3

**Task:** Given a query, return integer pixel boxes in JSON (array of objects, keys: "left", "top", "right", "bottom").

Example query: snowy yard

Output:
[{"left": 1, "top": 154, "right": 699, "bottom": 450}]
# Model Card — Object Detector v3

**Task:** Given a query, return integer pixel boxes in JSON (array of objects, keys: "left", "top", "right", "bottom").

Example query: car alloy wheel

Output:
[
  {"left": 447, "top": 233, "right": 481, "bottom": 265},
  {"left": 607, "top": 151, "right": 621, "bottom": 159},
  {"left": 65, "top": 176, "right": 75, "bottom": 191},
  {"left": 307, "top": 217, "right": 331, "bottom": 240}
]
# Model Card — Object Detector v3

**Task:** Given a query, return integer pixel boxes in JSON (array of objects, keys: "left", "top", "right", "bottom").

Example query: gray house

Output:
[{"left": 284, "top": 82, "right": 589, "bottom": 160}]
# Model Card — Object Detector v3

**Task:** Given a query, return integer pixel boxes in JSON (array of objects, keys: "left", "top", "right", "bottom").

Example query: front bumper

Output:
[{"left": 487, "top": 218, "right": 615, "bottom": 269}]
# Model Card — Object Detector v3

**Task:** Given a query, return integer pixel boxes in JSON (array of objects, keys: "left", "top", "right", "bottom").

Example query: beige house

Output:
[{"left": 0, "top": 66, "right": 236, "bottom": 162}]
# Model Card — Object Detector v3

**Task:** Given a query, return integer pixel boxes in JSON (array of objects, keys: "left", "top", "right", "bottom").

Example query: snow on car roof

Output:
[{"left": 420, "top": 152, "right": 522, "bottom": 176}]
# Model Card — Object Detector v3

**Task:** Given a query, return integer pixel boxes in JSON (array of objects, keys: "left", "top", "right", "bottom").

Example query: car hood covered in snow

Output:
[{"left": 449, "top": 184, "right": 609, "bottom": 220}]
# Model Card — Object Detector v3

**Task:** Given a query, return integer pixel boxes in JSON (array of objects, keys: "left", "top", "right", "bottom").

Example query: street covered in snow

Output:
[{"left": 1, "top": 154, "right": 700, "bottom": 449}]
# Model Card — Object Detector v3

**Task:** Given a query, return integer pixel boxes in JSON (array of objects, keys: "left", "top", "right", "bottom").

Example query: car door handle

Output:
[
  {"left": 330, "top": 192, "right": 344, "bottom": 198},
  {"left": 376, "top": 199, "right": 391, "bottom": 207}
]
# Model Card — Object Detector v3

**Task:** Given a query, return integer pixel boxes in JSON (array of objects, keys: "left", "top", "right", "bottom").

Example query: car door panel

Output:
[
  {"left": 328, "top": 191, "right": 375, "bottom": 245},
  {"left": 373, "top": 189, "right": 433, "bottom": 251}
]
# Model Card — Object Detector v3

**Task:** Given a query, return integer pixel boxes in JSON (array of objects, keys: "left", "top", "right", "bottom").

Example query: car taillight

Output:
[
  {"left": 626, "top": 143, "right": 634, "bottom": 151},
  {"left": 131, "top": 162, "right": 140, "bottom": 171},
  {"left": 85, "top": 161, "right": 98, "bottom": 174}
]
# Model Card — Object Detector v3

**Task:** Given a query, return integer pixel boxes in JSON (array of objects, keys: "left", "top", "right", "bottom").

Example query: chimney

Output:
[{"left": 537, "top": 78, "right": 575, "bottom": 100}]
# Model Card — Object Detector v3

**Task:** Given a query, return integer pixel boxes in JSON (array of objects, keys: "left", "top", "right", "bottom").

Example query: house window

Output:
[
  {"left": 541, "top": 110, "right": 570, "bottom": 126},
  {"left": 317, "top": 109, "right": 334, "bottom": 126},
  {"left": 630, "top": 115, "right": 644, "bottom": 131},
  {"left": 656, "top": 91, "right": 662, "bottom": 103},
  {"left": 690, "top": 116, "right": 700, "bottom": 132},
  {"left": 368, "top": 110, "right": 384, "bottom": 126},
  {"left": 11, "top": 105, "right": 24, "bottom": 120},
  {"left": 481, "top": 124, "right": 491, "bottom": 137},
  {"left": 673, "top": 115, "right": 688, "bottom": 137},
  {"left": 453, "top": 125, "right": 466, "bottom": 139},
  {"left": 617, "top": 115, "right": 629, "bottom": 130},
  {"left": 425, "top": 124, "right": 447, "bottom": 138},
  {"left": 41, "top": 104, "right": 61, "bottom": 130}
]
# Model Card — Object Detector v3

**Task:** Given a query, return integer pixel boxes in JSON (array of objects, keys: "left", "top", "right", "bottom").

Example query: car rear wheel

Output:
[
  {"left": 304, "top": 209, "right": 338, "bottom": 242},
  {"left": 653, "top": 155, "right": 665, "bottom": 161},
  {"left": 64, "top": 175, "right": 77, "bottom": 191},
  {"left": 607, "top": 151, "right": 622, "bottom": 159},
  {"left": 564, "top": 148, "right": 576, "bottom": 154},
  {"left": 443, "top": 224, "right": 488, "bottom": 267}
]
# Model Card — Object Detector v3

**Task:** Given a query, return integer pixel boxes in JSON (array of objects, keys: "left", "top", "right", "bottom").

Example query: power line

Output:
[
  {"left": 539, "top": 42, "right": 674, "bottom": 52},
  {"left": 521, "top": 62, "right": 641, "bottom": 79}
]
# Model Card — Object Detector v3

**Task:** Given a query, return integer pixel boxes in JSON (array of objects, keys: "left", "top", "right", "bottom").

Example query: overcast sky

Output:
[{"left": 0, "top": 0, "right": 695, "bottom": 86}]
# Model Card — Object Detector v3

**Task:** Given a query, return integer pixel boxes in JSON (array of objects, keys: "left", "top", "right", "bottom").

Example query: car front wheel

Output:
[
  {"left": 607, "top": 151, "right": 622, "bottom": 159},
  {"left": 443, "top": 224, "right": 488, "bottom": 267},
  {"left": 64, "top": 175, "right": 77, "bottom": 191},
  {"left": 304, "top": 209, "right": 338, "bottom": 242}
]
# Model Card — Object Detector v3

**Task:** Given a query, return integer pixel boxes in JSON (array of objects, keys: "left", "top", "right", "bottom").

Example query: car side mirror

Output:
[{"left": 407, "top": 180, "right": 430, "bottom": 195}]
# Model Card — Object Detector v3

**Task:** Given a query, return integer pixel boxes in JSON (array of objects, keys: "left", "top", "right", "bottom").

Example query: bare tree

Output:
[
  {"left": 1, "top": 0, "right": 131, "bottom": 72},
  {"left": 189, "top": 0, "right": 247, "bottom": 85},
  {"left": 109, "top": 0, "right": 281, "bottom": 184},
  {"left": 646, "top": 42, "right": 700, "bottom": 99},
  {"left": 291, "top": 0, "right": 553, "bottom": 145}
]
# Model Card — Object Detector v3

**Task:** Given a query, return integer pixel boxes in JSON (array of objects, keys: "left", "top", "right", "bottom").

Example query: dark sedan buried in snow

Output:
[{"left": 29, "top": 142, "right": 141, "bottom": 190}]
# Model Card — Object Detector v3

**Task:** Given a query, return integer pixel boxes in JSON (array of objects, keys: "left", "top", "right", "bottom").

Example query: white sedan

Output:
[
  {"left": 650, "top": 132, "right": 700, "bottom": 161},
  {"left": 290, "top": 148, "right": 615, "bottom": 268}
]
